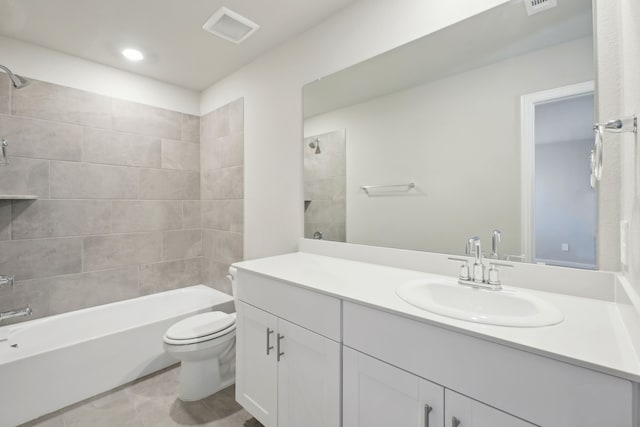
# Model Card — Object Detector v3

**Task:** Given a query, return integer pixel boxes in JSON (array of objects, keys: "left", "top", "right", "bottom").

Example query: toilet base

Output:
[{"left": 178, "top": 358, "right": 235, "bottom": 402}]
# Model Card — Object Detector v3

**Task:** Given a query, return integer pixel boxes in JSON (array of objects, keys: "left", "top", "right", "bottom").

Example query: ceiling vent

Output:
[
  {"left": 202, "top": 7, "right": 260, "bottom": 44},
  {"left": 524, "top": 0, "right": 558, "bottom": 16}
]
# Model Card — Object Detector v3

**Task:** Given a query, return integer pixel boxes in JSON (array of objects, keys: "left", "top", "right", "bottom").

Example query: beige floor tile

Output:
[{"left": 20, "top": 367, "right": 262, "bottom": 427}]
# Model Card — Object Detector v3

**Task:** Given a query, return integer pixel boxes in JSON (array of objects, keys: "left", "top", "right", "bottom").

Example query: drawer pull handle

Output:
[
  {"left": 266, "top": 328, "right": 274, "bottom": 355},
  {"left": 277, "top": 334, "right": 285, "bottom": 362},
  {"left": 452, "top": 416, "right": 461, "bottom": 427},
  {"left": 424, "top": 404, "right": 432, "bottom": 427}
]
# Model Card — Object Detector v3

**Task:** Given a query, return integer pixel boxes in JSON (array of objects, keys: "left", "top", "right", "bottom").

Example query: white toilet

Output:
[{"left": 163, "top": 269, "right": 238, "bottom": 401}]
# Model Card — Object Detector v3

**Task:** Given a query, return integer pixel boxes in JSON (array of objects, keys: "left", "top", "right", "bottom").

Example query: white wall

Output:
[
  {"left": 304, "top": 38, "right": 593, "bottom": 257},
  {"left": 619, "top": 0, "right": 640, "bottom": 293},
  {"left": 200, "top": 0, "right": 511, "bottom": 260},
  {"left": 0, "top": 35, "right": 200, "bottom": 114}
]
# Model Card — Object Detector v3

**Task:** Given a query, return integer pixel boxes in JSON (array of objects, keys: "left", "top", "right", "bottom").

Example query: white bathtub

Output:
[{"left": 0, "top": 285, "right": 234, "bottom": 426}]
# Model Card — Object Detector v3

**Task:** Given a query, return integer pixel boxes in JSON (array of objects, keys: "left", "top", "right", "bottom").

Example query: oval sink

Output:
[{"left": 396, "top": 279, "right": 564, "bottom": 327}]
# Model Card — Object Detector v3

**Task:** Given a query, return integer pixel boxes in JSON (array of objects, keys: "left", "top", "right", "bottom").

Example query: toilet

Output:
[{"left": 163, "top": 269, "right": 238, "bottom": 401}]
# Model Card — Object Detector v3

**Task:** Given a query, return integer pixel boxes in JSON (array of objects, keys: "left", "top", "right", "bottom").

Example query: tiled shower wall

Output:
[
  {"left": 200, "top": 99, "right": 244, "bottom": 294},
  {"left": 304, "top": 129, "right": 346, "bottom": 242},
  {"left": 0, "top": 74, "right": 204, "bottom": 323}
]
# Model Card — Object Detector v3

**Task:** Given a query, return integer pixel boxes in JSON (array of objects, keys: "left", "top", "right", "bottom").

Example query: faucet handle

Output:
[
  {"left": 0, "top": 275, "right": 14, "bottom": 289},
  {"left": 448, "top": 257, "right": 470, "bottom": 281},
  {"left": 487, "top": 262, "right": 513, "bottom": 287}
]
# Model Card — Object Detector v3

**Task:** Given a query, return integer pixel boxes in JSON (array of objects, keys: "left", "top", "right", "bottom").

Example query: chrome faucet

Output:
[
  {"left": 449, "top": 236, "right": 513, "bottom": 290},
  {"left": 0, "top": 306, "right": 32, "bottom": 323},
  {"left": 491, "top": 229, "right": 501, "bottom": 259},
  {"left": 0, "top": 275, "right": 14, "bottom": 288},
  {"left": 466, "top": 236, "right": 484, "bottom": 283},
  {"left": 0, "top": 138, "right": 8, "bottom": 165}
]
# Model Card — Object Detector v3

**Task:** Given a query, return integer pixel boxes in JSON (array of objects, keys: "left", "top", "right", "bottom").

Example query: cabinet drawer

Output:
[
  {"left": 343, "top": 302, "right": 634, "bottom": 427},
  {"left": 237, "top": 269, "right": 341, "bottom": 341}
]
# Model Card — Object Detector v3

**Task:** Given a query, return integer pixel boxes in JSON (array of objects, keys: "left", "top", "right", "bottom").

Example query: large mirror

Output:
[{"left": 303, "top": 0, "right": 596, "bottom": 269}]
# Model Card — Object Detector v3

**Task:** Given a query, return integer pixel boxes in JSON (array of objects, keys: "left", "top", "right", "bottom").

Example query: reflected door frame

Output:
[{"left": 520, "top": 80, "right": 595, "bottom": 264}]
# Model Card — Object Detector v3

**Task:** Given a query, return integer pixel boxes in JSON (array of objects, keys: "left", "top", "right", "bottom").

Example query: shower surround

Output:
[{"left": 0, "top": 73, "right": 244, "bottom": 323}]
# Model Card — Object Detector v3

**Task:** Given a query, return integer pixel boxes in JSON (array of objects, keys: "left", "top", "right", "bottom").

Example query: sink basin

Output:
[{"left": 396, "top": 279, "right": 564, "bottom": 327}]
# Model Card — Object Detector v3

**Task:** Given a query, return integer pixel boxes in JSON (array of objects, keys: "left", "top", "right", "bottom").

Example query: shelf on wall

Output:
[{"left": 0, "top": 195, "right": 39, "bottom": 200}]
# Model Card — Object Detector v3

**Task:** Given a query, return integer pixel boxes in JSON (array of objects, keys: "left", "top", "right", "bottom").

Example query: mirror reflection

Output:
[{"left": 303, "top": 0, "right": 596, "bottom": 269}]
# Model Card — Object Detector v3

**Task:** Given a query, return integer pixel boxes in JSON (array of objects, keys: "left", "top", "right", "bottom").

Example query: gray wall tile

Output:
[
  {"left": 183, "top": 201, "right": 201, "bottom": 228},
  {"left": 12, "top": 200, "right": 112, "bottom": 239},
  {"left": 227, "top": 98, "right": 244, "bottom": 134},
  {"left": 46, "top": 266, "right": 140, "bottom": 315},
  {"left": 0, "top": 78, "right": 213, "bottom": 322},
  {"left": 112, "top": 99, "right": 181, "bottom": 139},
  {"left": 51, "top": 161, "right": 138, "bottom": 199},
  {"left": 112, "top": 201, "right": 182, "bottom": 233},
  {"left": 0, "top": 200, "right": 10, "bottom": 240},
  {"left": 182, "top": 113, "right": 200, "bottom": 143},
  {"left": 203, "top": 229, "right": 243, "bottom": 264},
  {"left": 0, "top": 279, "right": 50, "bottom": 324},
  {"left": 202, "top": 259, "right": 233, "bottom": 294},
  {"left": 200, "top": 132, "right": 243, "bottom": 171},
  {"left": 200, "top": 109, "right": 227, "bottom": 141},
  {"left": 0, "top": 237, "right": 82, "bottom": 280},
  {"left": 139, "top": 169, "right": 199, "bottom": 200},
  {"left": 83, "top": 232, "right": 161, "bottom": 271},
  {"left": 0, "top": 157, "right": 50, "bottom": 198},
  {"left": 162, "top": 229, "right": 202, "bottom": 261},
  {"left": 12, "top": 79, "right": 112, "bottom": 128},
  {"left": 83, "top": 127, "right": 161, "bottom": 168},
  {"left": 0, "top": 114, "right": 83, "bottom": 161},
  {"left": 202, "top": 199, "right": 243, "bottom": 232},
  {"left": 0, "top": 74, "right": 9, "bottom": 114},
  {"left": 201, "top": 167, "right": 243, "bottom": 200},
  {"left": 140, "top": 257, "right": 202, "bottom": 295},
  {"left": 161, "top": 139, "right": 199, "bottom": 171}
]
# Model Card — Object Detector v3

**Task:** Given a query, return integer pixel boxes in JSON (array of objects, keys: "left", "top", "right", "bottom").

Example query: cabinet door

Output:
[
  {"left": 277, "top": 318, "right": 341, "bottom": 427},
  {"left": 445, "top": 390, "right": 536, "bottom": 427},
  {"left": 236, "top": 301, "right": 279, "bottom": 427},
  {"left": 343, "top": 347, "right": 444, "bottom": 427}
]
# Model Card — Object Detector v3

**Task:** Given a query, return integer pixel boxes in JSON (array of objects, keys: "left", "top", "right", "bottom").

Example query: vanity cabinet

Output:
[
  {"left": 235, "top": 271, "right": 342, "bottom": 427},
  {"left": 444, "top": 390, "right": 535, "bottom": 427},
  {"left": 344, "top": 347, "right": 534, "bottom": 427},
  {"left": 235, "top": 259, "right": 637, "bottom": 427},
  {"left": 343, "top": 347, "right": 444, "bottom": 427},
  {"left": 343, "top": 301, "right": 636, "bottom": 427}
]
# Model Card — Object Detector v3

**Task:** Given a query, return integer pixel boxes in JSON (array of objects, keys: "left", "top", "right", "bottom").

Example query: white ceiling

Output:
[{"left": 0, "top": 0, "right": 356, "bottom": 90}]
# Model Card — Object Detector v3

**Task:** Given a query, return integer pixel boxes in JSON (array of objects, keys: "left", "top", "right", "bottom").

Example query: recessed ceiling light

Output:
[{"left": 122, "top": 48, "right": 144, "bottom": 62}]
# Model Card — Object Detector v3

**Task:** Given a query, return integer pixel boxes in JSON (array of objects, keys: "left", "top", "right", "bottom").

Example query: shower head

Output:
[
  {"left": 0, "top": 64, "right": 30, "bottom": 89},
  {"left": 309, "top": 137, "right": 321, "bottom": 154}
]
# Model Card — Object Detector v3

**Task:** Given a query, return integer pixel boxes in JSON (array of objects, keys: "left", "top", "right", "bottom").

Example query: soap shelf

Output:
[
  {"left": 361, "top": 182, "right": 415, "bottom": 196},
  {"left": 0, "top": 195, "right": 39, "bottom": 200}
]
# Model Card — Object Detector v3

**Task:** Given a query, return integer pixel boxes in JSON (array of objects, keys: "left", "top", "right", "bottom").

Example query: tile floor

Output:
[{"left": 21, "top": 365, "right": 262, "bottom": 427}]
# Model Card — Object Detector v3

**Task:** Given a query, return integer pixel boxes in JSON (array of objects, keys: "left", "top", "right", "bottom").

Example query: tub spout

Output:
[{"left": 0, "top": 305, "right": 32, "bottom": 323}]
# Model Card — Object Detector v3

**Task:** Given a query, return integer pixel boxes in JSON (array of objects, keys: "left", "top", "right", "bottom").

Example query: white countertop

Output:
[{"left": 234, "top": 252, "right": 640, "bottom": 383}]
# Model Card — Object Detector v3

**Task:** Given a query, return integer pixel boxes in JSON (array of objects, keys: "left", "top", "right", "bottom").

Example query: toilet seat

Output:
[{"left": 164, "top": 312, "right": 236, "bottom": 346}]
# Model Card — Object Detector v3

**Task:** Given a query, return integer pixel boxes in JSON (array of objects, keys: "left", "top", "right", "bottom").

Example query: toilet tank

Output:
[{"left": 227, "top": 266, "right": 238, "bottom": 300}]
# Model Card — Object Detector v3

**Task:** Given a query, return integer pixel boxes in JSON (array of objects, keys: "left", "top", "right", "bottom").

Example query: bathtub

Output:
[{"left": 0, "top": 285, "right": 235, "bottom": 426}]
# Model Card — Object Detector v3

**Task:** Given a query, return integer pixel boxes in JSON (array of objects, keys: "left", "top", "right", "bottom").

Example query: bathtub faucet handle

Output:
[
  {"left": 0, "top": 305, "right": 32, "bottom": 323},
  {"left": 0, "top": 275, "right": 14, "bottom": 289}
]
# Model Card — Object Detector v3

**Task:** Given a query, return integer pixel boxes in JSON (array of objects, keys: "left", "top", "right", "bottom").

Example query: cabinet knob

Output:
[
  {"left": 266, "top": 328, "right": 274, "bottom": 355},
  {"left": 424, "top": 404, "right": 432, "bottom": 427},
  {"left": 277, "top": 334, "right": 285, "bottom": 362},
  {"left": 452, "top": 416, "right": 461, "bottom": 427}
]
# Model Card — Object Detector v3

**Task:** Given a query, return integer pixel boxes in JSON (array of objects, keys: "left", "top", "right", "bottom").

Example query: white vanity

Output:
[{"left": 233, "top": 246, "right": 640, "bottom": 427}]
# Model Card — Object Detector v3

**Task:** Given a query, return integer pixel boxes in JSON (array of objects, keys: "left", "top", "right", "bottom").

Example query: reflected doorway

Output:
[{"left": 521, "top": 82, "right": 596, "bottom": 269}]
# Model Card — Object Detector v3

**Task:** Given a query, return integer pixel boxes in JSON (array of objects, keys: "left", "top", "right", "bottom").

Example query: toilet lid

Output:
[{"left": 166, "top": 312, "right": 235, "bottom": 341}]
